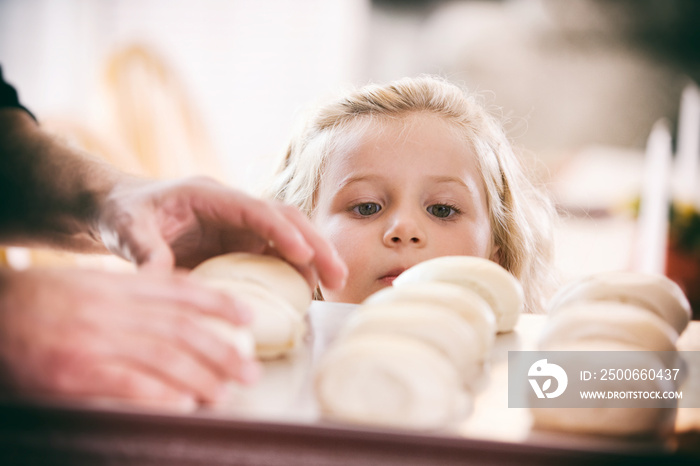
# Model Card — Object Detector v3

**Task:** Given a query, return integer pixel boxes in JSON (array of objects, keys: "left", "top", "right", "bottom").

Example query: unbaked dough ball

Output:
[
  {"left": 315, "top": 334, "right": 470, "bottom": 430},
  {"left": 339, "top": 301, "right": 485, "bottom": 386},
  {"left": 393, "top": 256, "right": 523, "bottom": 332},
  {"left": 202, "top": 279, "right": 305, "bottom": 359},
  {"left": 547, "top": 271, "right": 691, "bottom": 334},
  {"left": 191, "top": 252, "right": 312, "bottom": 314},
  {"left": 362, "top": 282, "right": 496, "bottom": 357},
  {"left": 190, "top": 253, "right": 311, "bottom": 360},
  {"left": 538, "top": 301, "right": 678, "bottom": 352},
  {"left": 530, "top": 348, "right": 678, "bottom": 437}
]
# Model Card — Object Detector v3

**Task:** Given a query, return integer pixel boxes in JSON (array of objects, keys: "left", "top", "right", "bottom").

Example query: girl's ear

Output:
[{"left": 489, "top": 244, "right": 501, "bottom": 264}]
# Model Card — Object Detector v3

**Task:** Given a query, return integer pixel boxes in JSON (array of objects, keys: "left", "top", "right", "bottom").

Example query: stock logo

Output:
[{"left": 528, "top": 359, "right": 568, "bottom": 399}]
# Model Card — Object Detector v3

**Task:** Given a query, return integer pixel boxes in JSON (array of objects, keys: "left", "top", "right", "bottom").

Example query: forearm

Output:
[{"left": 0, "top": 108, "right": 127, "bottom": 252}]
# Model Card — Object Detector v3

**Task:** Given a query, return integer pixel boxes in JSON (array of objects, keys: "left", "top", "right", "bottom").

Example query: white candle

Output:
[
  {"left": 633, "top": 119, "right": 672, "bottom": 275},
  {"left": 673, "top": 81, "right": 700, "bottom": 210}
]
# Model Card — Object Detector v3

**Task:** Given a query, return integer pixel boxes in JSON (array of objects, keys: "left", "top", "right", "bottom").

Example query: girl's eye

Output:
[
  {"left": 428, "top": 204, "right": 459, "bottom": 219},
  {"left": 353, "top": 203, "right": 382, "bottom": 216}
]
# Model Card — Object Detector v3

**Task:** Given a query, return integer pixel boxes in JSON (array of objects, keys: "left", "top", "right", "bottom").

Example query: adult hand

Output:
[
  {"left": 96, "top": 176, "right": 347, "bottom": 289},
  {"left": 0, "top": 267, "right": 260, "bottom": 410}
]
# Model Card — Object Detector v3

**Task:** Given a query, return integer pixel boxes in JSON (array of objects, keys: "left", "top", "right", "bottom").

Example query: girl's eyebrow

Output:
[
  {"left": 336, "top": 174, "right": 477, "bottom": 195},
  {"left": 337, "top": 174, "right": 383, "bottom": 190},
  {"left": 427, "top": 175, "right": 476, "bottom": 194}
]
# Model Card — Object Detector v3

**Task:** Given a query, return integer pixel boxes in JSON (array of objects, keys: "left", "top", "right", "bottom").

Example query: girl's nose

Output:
[{"left": 382, "top": 210, "right": 426, "bottom": 247}]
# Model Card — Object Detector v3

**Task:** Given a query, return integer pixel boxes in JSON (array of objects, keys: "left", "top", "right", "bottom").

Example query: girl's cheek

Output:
[{"left": 329, "top": 229, "right": 356, "bottom": 256}]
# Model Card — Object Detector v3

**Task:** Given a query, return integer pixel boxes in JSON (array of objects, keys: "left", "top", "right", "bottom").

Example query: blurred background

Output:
[{"left": 1, "top": 0, "right": 699, "bottom": 307}]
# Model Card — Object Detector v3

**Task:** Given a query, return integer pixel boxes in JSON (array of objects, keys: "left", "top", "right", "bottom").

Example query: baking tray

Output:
[{"left": 0, "top": 303, "right": 697, "bottom": 465}]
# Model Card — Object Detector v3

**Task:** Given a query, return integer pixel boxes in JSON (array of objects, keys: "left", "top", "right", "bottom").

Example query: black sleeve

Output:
[{"left": 0, "top": 66, "right": 37, "bottom": 120}]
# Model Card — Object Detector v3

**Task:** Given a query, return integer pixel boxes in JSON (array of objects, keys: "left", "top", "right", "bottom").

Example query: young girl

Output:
[{"left": 268, "top": 75, "right": 555, "bottom": 313}]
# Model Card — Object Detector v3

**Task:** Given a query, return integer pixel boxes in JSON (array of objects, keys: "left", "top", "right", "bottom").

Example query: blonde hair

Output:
[{"left": 269, "top": 76, "right": 556, "bottom": 313}]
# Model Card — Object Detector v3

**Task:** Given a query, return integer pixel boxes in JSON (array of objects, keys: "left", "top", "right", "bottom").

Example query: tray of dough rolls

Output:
[
  {"left": 0, "top": 254, "right": 698, "bottom": 465},
  {"left": 1, "top": 305, "right": 695, "bottom": 465},
  {"left": 212, "top": 304, "right": 699, "bottom": 451}
]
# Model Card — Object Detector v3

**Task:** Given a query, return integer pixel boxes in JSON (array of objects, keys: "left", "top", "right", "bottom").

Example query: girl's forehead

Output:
[
  {"left": 333, "top": 113, "right": 473, "bottom": 164},
  {"left": 346, "top": 111, "right": 458, "bottom": 134},
  {"left": 319, "top": 112, "right": 483, "bottom": 191}
]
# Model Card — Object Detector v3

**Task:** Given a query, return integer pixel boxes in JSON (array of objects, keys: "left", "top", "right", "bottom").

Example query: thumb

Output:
[
  {"left": 106, "top": 214, "right": 176, "bottom": 272},
  {"left": 138, "top": 239, "right": 175, "bottom": 272}
]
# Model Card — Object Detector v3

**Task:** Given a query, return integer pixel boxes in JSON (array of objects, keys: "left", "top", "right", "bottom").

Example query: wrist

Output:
[
  {"left": 0, "top": 109, "right": 119, "bottom": 252},
  {"left": 88, "top": 173, "right": 146, "bottom": 246}
]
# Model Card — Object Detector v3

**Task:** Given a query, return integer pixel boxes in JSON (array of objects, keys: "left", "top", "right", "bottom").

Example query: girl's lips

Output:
[
  {"left": 378, "top": 268, "right": 406, "bottom": 285},
  {"left": 379, "top": 275, "right": 398, "bottom": 285}
]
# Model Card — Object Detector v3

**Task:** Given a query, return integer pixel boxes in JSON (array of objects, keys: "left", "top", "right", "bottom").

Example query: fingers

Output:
[
  {"left": 53, "top": 360, "right": 198, "bottom": 411},
  {"left": 205, "top": 190, "right": 347, "bottom": 289},
  {"left": 96, "top": 272, "right": 262, "bottom": 386},
  {"left": 138, "top": 241, "right": 176, "bottom": 272},
  {"left": 275, "top": 203, "right": 348, "bottom": 290},
  {"left": 95, "top": 298, "right": 260, "bottom": 385},
  {"left": 128, "top": 221, "right": 176, "bottom": 272},
  {"left": 101, "top": 209, "right": 176, "bottom": 272},
  {"left": 55, "top": 328, "right": 238, "bottom": 405},
  {"left": 100, "top": 177, "right": 345, "bottom": 292},
  {"left": 1, "top": 268, "right": 262, "bottom": 410},
  {"left": 132, "top": 271, "right": 254, "bottom": 325},
  {"left": 108, "top": 334, "right": 228, "bottom": 403},
  {"left": 122, "top": 272, "right": 262, "bottom": 385},
  {"left": 190, "top": 183, "right": 313, "bottom": 265},
  {"left": 235, "top": 197, "right": 316, "bottom": 265}
]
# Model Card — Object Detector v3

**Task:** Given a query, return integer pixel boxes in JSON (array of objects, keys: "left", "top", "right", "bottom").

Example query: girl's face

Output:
[{"left": 312, "top": 113, "right": 496, "bottom": 303}]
